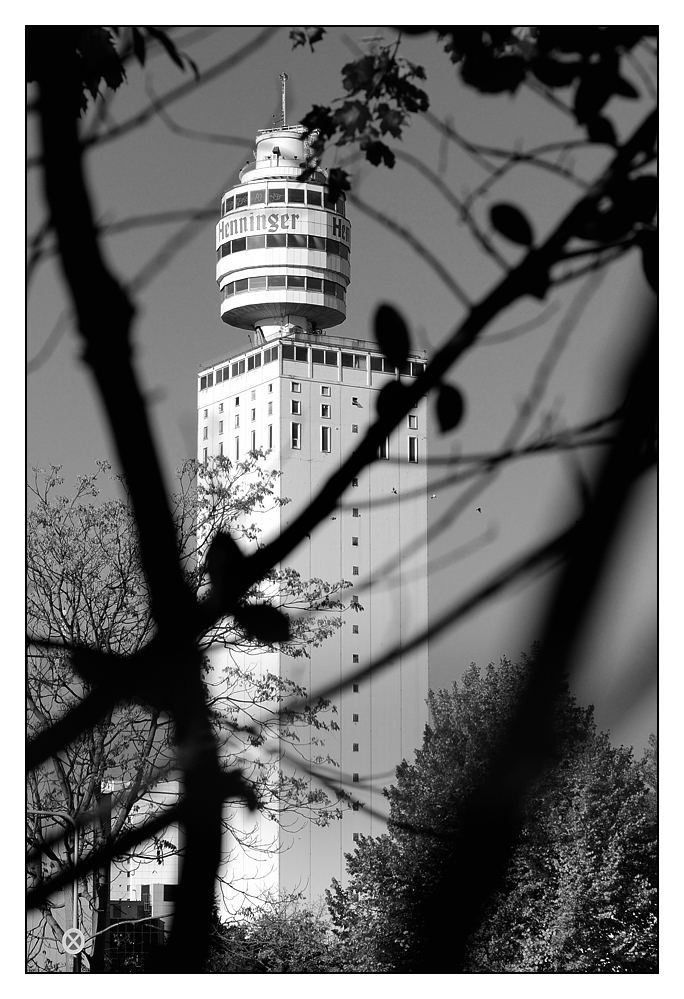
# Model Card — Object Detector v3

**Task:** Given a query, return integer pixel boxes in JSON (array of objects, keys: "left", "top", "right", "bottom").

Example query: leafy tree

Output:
[
  {"left": 205, "top": 895, "right": 344, "bottom": 973},
  {"left": 327, "top": 651, "right": 657, "bottom": 973},
  {"left": 26, "top": 457, "right": 353, "bottom": 971}
]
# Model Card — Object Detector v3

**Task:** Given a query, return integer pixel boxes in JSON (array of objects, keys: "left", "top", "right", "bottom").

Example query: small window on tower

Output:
[
  {"left": 353, "top": 683, "right": 359, "bottom": 692},
  {"left": 219, "top": 442, "right": 223, "bottom": 456},
  {"left": 218, "top": 404, "right": 223, "bottom": 413},
  {"left": 352, "top": 478, "right": 358, "bottom": 487},
  {"left": 408, "top": 415, "right": 418, "bottom": 429},
  {"left": 218, "top": 421, "right": 223, "bottom": 434},
  {"left": 353, "top": 832, "right": 359, "bottom": 842},
  {"left": 203, "top": 427, "right": 208, "bottom": 440},
  {"left": 251, "top": 390, "right": 256, "bottom": 400},
  {"left": 251, "top": 431, "right": 256, "bottom": 451},
  {"left": 268, "top": 188, "right": 285, "bottom": 204},
  {"left": 378, "top": 437, "right": 389, "bottom": 460},
  {"left": 352, "top": 508, "right": 359, "bottom": 518},
  {"left": 352, "top": 802, "right": 359, "bottom": 811},
  {"left": 235, "top": 415, "right": 240, "bottom": 428},
  {"left": 250, "top": 189, "right": 265, "bottom": 205},
  {"left": 268, "top": 402, "right": 273, "bottom": 416},
  {"left": 235, "top": 192, "right": 248, "bottom": 209},
  {"left": 203, "top": 448, "right": 208, "bottom": 463},
  {"left": 235, "top": 438, "right": 240, "bottom": 460},
  {"left": 251, "top": 408, "right": 256, "bottom": 422},
  {"left": 268, "top": 384, "right": 273, "bottom": 393},
  {"left": 353, "top": 713, "right": 359, "bottom": 723},
  {"left": 352, "top": 773, "right": 359, "bottom": 783},
  {"left": 321, "top": 404, "right": 331, "bottom": 419},
  {"left": 288, "top": 188, "right": 305, "bottom": 204},
  {"left": 268, "top": 425, "right": 273, "bottom": 449},
  {"left": 351, "top": 425, "right": 358, "bottom": 434},
  {"left": 408, "top": 437, "right": 419, "bottom": 463},
  {"left": 291, "top": 382, "right": 301, "bottom": 393},
  {"left": 352, "top": 537, "right": 358, "bottom": 547},
  {"left": 291, "top": 400, "right": 301, "bottom": 415},
  {"left": 352, "top": 566, "right": 359, "bottom": 576},
  {"left": 306, "top": 189, "right": 322, "bottom": 206},
  {"left": 235, "top": 397, "right": 240, "bottom": 406},
  {"left": 321, "top": 386, "right": 331, "bottom": 397},
  {"left": 353, "top": 655, "right": 359, "bottom": 664},
  {"left": 352, "top": 625, "right": 359, "bottom": 634},
  {"left": 291, "top": 423, "right": 301, "bottom": 449},
  {"left": 203, "top": 409, "right": 208, "bottom": 418},
  {"left": 353, "top": 743, "right": 359, "bottom": 751},
  {"left": 321, "top": 426, "right": 331, "bottom": 452}
]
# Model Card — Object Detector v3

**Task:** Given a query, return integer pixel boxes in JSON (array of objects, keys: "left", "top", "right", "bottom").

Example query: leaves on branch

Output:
[
  {"left": 142, "top": 27, "right": 200, "bottom": 81},
  {"left": 374, "top": 303, "right": 411, "bottom": 367},
  {"left": 205, "top": 530, "right": 244, "bottom": 602},
  {"left": 461, "top": 53, "right": 527, "bottom": 94},
  {"left": 530, "top": 56, "right": 582, "bottom": 88},
  {"left": 490, "top": 203, "right": 535, "bottom": 246},
  {"left": 436, "top": 384, "right": 465, "bottom": 433},
  {"left": 586, "top": 115, "right": 618, "bottom": 145},
  {"left": 377, "top": 380, "right": 409, "bottom": 418},
  {"left": 327, "top": 167, "right": 351, "bottom": 202},
  {"left": 629, "top": 175, "right": 658, "bottom": 223},
  {"left": 290, "top": 27, "right": 326, "bottom": 52},
  {"left": 233, "top": 604, "right": 291, "bottom": 644},
  {"left": 300, "top": 45, "right": 428, "bottom": 169}
]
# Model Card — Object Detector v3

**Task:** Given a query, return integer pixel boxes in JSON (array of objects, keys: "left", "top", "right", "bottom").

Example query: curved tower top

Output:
[{"left": 216, "top": 119, "right": 351, "bottom": 339}]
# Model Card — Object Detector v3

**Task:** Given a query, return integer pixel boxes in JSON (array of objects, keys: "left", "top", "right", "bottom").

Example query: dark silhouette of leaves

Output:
[
  {"left": 234, "top": 604, "right": 291, "bottom": 644},
  {"left": 436, "top": 384, "right": 465, "bottom": 433},
  {"left": 461, "top": 53, "right": 526, "bottom": 94},
  {"left": 490, "top": 203, "right": 535, "bottom": 246},
  {"left": 327, "top": 167, "right": 351, "bottom": 203},
  {"left": 290, "top": 27, "right": 326, "bottom": 52},
  {"left": 629, "top": 175, "right": 658, "bottom": 223},
  {"left": 377, "top": 379, "right": 409, "bottom": 417},
  {"left": 586, "top": 115, "right": 617, "bottom": 145},
  {"left": 530, "top": 57, "right": 581, "bottom": 88},
  {"left": 374, "top": 303, "right": 410, "bottom": 367},
  {"left": 636, "top": 230, "right": 658, "bottom": 291}
]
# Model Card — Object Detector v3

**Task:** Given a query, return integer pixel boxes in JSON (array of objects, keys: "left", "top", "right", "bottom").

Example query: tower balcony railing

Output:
[{"left": 239, "top": 160, "right": 327, "bottom": 184}]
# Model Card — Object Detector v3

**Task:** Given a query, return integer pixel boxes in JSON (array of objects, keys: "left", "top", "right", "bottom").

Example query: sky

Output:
[{"left": 25, "top": 24, "right": 657, "bottom": 757}]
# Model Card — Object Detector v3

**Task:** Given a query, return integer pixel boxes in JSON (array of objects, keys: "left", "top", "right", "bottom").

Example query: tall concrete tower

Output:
[{"left": 198, "top": 105, "right": 429, "bottom": 907}]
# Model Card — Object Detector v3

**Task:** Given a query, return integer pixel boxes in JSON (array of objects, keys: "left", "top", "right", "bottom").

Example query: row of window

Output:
[
  {"left": 221, "top": 276, "right": 347, "bottom": 302},
  {"left": 199, "top": 354, "right": 425, "bottom": 390},
  {"left": 203, "top": 423, "right": 418, "bottom": 461},
  {"left": 217, "top": 234, "right": 349, "bottom": 259},
  {"left": 290, "top": 423, "right": 419, "bottom": 460},
  {"left": 221, "top": 187, "right": 345, "bottom": 215}
]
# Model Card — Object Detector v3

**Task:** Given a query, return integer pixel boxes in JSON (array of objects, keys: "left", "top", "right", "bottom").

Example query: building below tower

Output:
[{"left": 197, "top": 327, "right": 429, "bottom": 907}]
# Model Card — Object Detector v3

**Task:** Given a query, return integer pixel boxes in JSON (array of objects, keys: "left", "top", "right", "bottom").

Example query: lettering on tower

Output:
[{"left": 216, "top": 209, "right": 350, "bottom": 249}]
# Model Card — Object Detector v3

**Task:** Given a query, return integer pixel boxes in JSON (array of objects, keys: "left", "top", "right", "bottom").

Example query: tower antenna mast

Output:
[{"left": 280, "top": 72, "right": 288, "bottom": 127}]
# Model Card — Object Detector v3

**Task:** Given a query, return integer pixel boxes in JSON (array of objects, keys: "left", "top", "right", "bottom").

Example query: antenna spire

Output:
[{"left": 280, "top": 72, "right": 288, "bottom": 127}]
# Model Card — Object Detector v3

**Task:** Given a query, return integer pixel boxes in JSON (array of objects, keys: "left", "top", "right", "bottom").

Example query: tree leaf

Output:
[
  {"left": 490, "top": 203, "right": 535, "bottom": 246},
  {"left": 586, "top": 115, "right": 617, "bottom": 145},
  {"left": 628, "top": 175, "right": 658, "bottom": 223},
  {"left": 613, "top": 76, "right": 640, "bottom": 99},
  {"left": 131, "top": 27, "right": 146, "bottom": 68},
  {"left": 376, "top": 380, "right": 408, "bottom": 418},
  {"left": 235, "top": 604, "right": 291, "bottom": 644},
  {"left": 374, "top": 304, "right": 411, "bottom": 368},
  {"left": 436, "top": 384, "right": 465, "bottom": 433},
  {"left": 531, "top": 57, "right": 581, "bottom": 88},
  {"left": 205, "top": 531, "right": 244, "bottom": 599}
]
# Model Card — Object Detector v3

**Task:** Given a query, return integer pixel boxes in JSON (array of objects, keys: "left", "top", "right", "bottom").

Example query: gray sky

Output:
[{"left": 26, "top": 25, "right": 656, "bottom": 752}]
